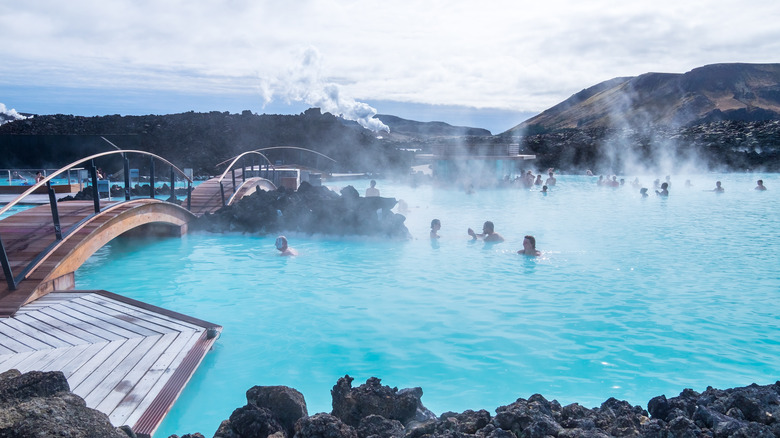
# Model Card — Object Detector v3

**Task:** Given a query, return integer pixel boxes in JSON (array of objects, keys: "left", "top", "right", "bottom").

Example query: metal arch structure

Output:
[
  {"left": 214, "top": 146, "right": 337, "bottom": 168},
  {"left": 0, "top": 149, "right": 193, "bottom": 218}
]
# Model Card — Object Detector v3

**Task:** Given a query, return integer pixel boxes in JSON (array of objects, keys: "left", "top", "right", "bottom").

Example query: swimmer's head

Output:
[
  {"left": 661, "top": 182, "right": 668, "bottom": 189},
  {"left": 483, "top": 221, "right": 494, "bottom": 234},
  {"left": 524, "top": 235, "right": 536, "bottom": 249},
  {"left": 431, "top": 219, "right": 440, "bottom": 229},
  {"left": 275, "top": 236, "right": 288, "bottom": 251}
]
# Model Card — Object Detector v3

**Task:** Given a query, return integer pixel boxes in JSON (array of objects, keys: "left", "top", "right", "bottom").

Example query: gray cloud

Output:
[{"left": 1, "top": 0, "right": 779, "bottom": 119}]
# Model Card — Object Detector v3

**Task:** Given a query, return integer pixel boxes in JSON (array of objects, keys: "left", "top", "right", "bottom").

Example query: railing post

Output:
[
  {"left": 149, "top": 157, "right": 156, "bottom": 199},
  {"left": 169, "top": 165, "right": 175, "bottom": 202},
  {"left": 231, "top": 169, "right": 237, "bottom": 193},
  {"left": 187, "top": 180, "right": 192, "bottom": 211},
  {"left": 89, "top": 161, "right": 100, "bottom": 213},
  {"left": 124, "top": 157, "right": 131, "bottom": 201},
  {"left": 47, "top": 181, "right": 63, "bottom": 240},
  {"left": 220, "top": 182, "right": 226, "bottom": 206},
  {"left": 0, "top": 235, "right": 16, "bottom": 291},
  {"left": 241, "top": 164, "right": 246, "bottom": 182}
]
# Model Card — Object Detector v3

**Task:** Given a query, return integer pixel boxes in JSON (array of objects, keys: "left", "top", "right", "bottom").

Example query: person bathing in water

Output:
[
  {"left": 755, "top": 180, "right": 767, "bottom": 191},
  {"left": 275, "top": 236, "right": 297, "bottom": 256},
  {"left": 518, "top": 235, "right": 541, "bottom": 257},
  {"left": 468, "top": 221, "right": 504, "bottom": 242},
  {"left": 709, "top": 181, "right": 724, "bottom": 193},
  {"left": 430, "top": 219, "right": 441, "bottom": 239}
]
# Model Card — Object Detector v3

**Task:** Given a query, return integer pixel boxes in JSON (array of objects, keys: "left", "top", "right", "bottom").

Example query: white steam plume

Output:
[
  {"left": 259, "top": 47, "right": 389, "bottom": 133},
  {"left": 0, "top": 103, "right": 28, "bottom": 125}
]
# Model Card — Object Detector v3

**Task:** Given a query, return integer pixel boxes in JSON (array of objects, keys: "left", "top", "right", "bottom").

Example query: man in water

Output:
[
  {"left": 545, "top": 171, "right": 557, "bottom": 186},
  {"left": 430, "top": 219, "right": 441, "bottom": 239},
  {"left": 711, "top": 181, "right": 724, "bottom": 193},
  {"left": 640, "top": 187, "right": 649, "bottom": 197},
  {"left": 755, "top": 180, "right": 767, "bottom": 191},
  {"left": 275, "top": 236, "right": 297, "bottom": 256},
  {"left": 656, "top": 182, "right": 669, "bottom": 196},
  {"left": 365, "top": 180, "right": 380, "bottom": 197},
  {"left": 468, "top": 221, "right": 504, "bottom": 242},
  {"left": 518, "top": 235, "right": 541, "bottom": 257}
]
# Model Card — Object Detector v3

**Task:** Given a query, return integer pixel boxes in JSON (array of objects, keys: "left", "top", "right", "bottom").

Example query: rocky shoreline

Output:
[{"left": 3, "top": 369, "right": 779, "bottom": 438}]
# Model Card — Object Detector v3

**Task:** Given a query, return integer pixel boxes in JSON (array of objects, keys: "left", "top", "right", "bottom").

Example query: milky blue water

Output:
[{"left": 74, "top": 174, "right": 780, "bottom": 437}]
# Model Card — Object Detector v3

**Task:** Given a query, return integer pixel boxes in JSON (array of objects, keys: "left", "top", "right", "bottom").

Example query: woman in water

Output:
[{"left": 518, "top": 235, "right": 541, "bottom": 257}]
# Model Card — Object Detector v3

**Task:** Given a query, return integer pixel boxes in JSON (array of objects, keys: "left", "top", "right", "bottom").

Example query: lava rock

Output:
[
  {"left": 330, "top": 376, "right": 421, "bottom": 428},
  {"left": 227, "top": 405, "right": 286, "bottom": 438},
  {"left": 294, "top": 413, "right": 358, "bottom": 438},
  {"left": 0, "top": 369, "right": 131, "bottom": 438},
  {"left": 246, "top": 385, "right": 309, "bottom": 438}
]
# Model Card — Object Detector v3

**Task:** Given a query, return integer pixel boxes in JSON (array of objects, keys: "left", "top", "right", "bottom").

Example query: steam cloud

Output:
[
  {"left": 0, "top": 103, "right": 28, "bottom": 125},
  {"left": 259, "top": 47, "right": 390, "bottom": 133}
]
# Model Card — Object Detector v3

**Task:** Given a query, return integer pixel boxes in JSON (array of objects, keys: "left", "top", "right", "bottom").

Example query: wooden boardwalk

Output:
[{"left": 0, "top": 290, "right": 221, "bottom": 438}]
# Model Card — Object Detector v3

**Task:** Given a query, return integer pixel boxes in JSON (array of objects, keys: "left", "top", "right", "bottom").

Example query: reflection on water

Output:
[{"left": 76, "top": 174, "right": 780, "bottom": 437}]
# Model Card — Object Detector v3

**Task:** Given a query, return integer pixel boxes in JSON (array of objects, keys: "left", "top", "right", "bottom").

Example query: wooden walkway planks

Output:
[{"left": 0, "top": 290, "right": 221, "bottom": 438}]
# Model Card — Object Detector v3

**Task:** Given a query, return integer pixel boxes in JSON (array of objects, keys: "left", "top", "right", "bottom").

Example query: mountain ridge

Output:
[{"left": 509, "top": 63, "right": 780, "bottom": 134}]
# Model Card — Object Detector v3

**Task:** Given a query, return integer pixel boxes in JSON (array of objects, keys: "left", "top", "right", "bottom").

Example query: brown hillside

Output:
[{"left": 510, "top": 63, "right": 780, "bottom": 133}]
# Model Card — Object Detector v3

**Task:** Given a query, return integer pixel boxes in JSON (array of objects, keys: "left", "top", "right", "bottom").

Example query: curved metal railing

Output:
[
  {"left": 214, "top": 146, "right": 337, "bottom": 168},
  {"left": 215, "top": 151, "right": 276, "bottom": 207},
  {"left": 213, "top": 146, "right": 338, "bottom": 206},
  {"left": 0, "top": 150, "right": 193, "bottom": 291}
]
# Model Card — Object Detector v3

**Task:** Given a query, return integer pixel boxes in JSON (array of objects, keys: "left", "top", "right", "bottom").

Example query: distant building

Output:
[{"left": 418, "top": 143, "right": 535, "bottom": 186}]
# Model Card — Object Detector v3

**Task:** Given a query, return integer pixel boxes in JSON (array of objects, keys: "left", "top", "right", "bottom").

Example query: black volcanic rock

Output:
[
  {"left": 294, "top": 413, "right": 358, "bottom": 438},
  {"left": 191, "top": 183, "right": 410, "bottom": 239},
  {"left": 330, "top": 376, "right": 422, "bottom": 428},
  {"left": 246, "top": 386, "right": 309, "bottom": 438},
  {"left": 181, "top": 377, "right": 780, "bottom": 438},
  {"left": 0, "top": 369, "right": 131, "bottom": 438}
]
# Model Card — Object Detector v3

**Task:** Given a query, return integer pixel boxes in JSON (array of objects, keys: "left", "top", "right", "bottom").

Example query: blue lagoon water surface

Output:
[{"left": 75, "top": 174, "right": 780, "bottom": 437}]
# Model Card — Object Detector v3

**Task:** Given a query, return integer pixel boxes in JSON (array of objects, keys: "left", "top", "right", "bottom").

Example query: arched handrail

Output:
[
  {"left": 0, "top": 149, "right": 193, "bottom": 217},
  {"left": 216, "top": 151, "right": 274, "bottom": 183},
  {"left": 214, "top": 146, "right": 337, "bottom": 168}
]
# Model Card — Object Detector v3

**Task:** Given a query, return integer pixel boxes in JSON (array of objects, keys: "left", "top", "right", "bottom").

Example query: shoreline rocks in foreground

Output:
[
  {"left": 3, "top": 369, "right": 780, "bottom": 437},
  {"left": 184, "top": 375, "right": 780, "bottom": 438},
  {"left": 0, "top": 369, "right": 132, "bottom": 437}
]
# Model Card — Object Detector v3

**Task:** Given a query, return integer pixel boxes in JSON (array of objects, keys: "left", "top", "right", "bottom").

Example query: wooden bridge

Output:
[
  {"left": 0, "top": 150, "right": 231, "bottom": 437},
  {"left": 0, "top": 149, "right": 278, "bottom": 314}
]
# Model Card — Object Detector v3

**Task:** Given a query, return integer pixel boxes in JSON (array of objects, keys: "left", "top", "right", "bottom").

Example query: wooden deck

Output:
[{"left": 0, "top": 290, "right": 221, "bottom": 438}]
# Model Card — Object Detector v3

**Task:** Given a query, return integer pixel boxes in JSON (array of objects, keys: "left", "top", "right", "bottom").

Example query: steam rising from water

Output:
[
  {"left": 259, "top": 47, "right": 390, "bottom": 133},
  {"left": 0, "top": 103, "right": 28, "bottom": 125}
]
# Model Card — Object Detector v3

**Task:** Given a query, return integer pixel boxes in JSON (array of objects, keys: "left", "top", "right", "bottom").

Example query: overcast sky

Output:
[{"left": 2, "top": 0, "right": 779, "bottom": 133}]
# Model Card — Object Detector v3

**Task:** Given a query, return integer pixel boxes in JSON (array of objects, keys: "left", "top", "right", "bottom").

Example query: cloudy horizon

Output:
[{"left": 2, "top": 1, "right": 779, "bottom": 133}]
